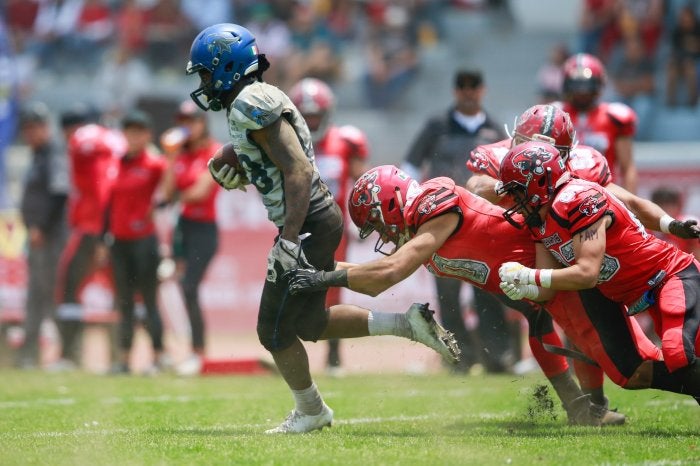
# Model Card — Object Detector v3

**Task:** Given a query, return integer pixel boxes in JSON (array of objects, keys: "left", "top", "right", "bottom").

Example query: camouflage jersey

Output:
[{"left": 226, "top": 81, "right": 333, "bottom": 227}]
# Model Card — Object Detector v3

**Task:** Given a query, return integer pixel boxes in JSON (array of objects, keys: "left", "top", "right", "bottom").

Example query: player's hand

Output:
[
  {"left": 669, "top": 219, "right": 700, "bottom": 239},
  {"left": 499, "top": 281, "right": 540, "bottom": 301},
  {"left": 267, "top": 238, "right": 312, "bottom": 283},
  {"left": 498, "top": 261, "right": 535, "bottom": 285},
  {"left": 286, "top": 268, "right": 327, "bottom": 294},
  {"left": 207, "top": 158, "right": 249, "bottom": 191}
]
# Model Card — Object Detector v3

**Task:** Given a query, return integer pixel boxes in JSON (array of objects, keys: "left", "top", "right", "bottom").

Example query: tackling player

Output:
[
  {"left": 496, "top": 142, "right": 700, "bottom": 406},
  {"left": 289, "top": 77, "right": 369, "bottom": 376},
  {"left": 186, "top": 23, "right": 458, "bottom": 434},
  {"left": 286, "top": 165, "right": 680, "bottom": 425}
]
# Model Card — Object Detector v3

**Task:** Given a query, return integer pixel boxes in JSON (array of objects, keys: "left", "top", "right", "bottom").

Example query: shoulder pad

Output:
[
  {"left": 604, "top": 102, "right": 637, "bottom": 126},
  {"left": 338, "top": 125, "right": 369, "bottom": 157},
  {"left": 567, "top": 145, "right": 611, "bottom": 186},
  {"left": 551, "top": 181, "right": 608, "bottom": 234},
  {"left": 230, "top": 83, "right": 285, "bottom": 130},
  {"left": 405, "top": 177, "right": 460, "bottom": 229}
]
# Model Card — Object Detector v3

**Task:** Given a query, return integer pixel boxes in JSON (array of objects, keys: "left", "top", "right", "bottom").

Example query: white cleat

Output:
[
  {"left": 406, "top": 303, "right": 461, "bottom": 364},
  {"left": 265, "top": 403, "right": 334, "bottom": 434}
]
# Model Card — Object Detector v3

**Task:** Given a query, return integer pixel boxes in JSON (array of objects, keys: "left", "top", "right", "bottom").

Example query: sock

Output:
[
  {"left": 292, "top": 382, "right": 324, "bottom": 416},
  {"left": 583, "top": 386, "right": 606, "bottom": 406},
  {"left": 528, "top": 333, "right": 569, "bottom": 377},
  {"left": 368, "top": 311, "right": 412, "bottom": 338},
  {"left": 649, "top": 360, "right": 700, "bottom": 397},
  {"left": 549, "top": 370, "right": 585, "bottom": 408}
]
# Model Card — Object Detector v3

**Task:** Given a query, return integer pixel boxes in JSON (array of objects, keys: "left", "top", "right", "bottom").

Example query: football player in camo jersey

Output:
[
  {"left": 185, "top": 23, "right": 459, "bottom": 434},
  {"left": 289, "top": 77, "right": 370, "bottom": 376}
]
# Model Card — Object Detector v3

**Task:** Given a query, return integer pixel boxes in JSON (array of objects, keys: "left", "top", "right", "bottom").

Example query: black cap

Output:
[
  {"left": 121, "top": 109, "right": 153, "bottom": 129},
  {"left": 60, "top": 103, "right": 96, "bottom": 128},
  {"left": 20, "top": 101, "right": 51, "bottom": 125}
]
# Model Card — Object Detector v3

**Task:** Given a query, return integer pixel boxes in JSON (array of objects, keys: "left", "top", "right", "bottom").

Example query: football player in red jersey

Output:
[
  {"left": 560, "top": 53, "right": 638, "bottom": 193},
  {"left": 497, "top": 142, "right": 700, "bottom": 406},
  {"left": 287, "top": 166, "right": 687, "bottom": 424},
  {"left": 52, "top": 106, "right": 125, "bottom": 371},
  {"left": 161, "top": 100, "right": 222, "bottom": 376},
  {"left": 107, "top": 110, "right": 167, "bottom": 375},
  {"left": 289, "top": 77, "right": 369, "bottom": 375},
  {"left": 467, "top": 104, "right": 700, "bottom": 241}
]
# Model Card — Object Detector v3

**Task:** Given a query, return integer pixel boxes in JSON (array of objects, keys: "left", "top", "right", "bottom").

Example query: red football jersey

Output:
[
  {"left": 173, "top": 139, "right": 222, "bottom": 223},
  {"left": 532, "top": 178, "right": 694, "bottom": 305},
  {"left": 67, "top": 124, "right": 125, "bottom": 234},
  {"left": 468, "top": 138, "right": 611, "bottom": 186},
  {"left": 109, "top": 150, "right": 167, "bottom": 240},
  {"left": 403, "top": 177, "right": 534, "bottom": 294},
  {"left": 560, "top": 101, "right": 636, "bottom": 183},
  {"left": 314, "top": 125, "right": 369, "bottom": 215}
]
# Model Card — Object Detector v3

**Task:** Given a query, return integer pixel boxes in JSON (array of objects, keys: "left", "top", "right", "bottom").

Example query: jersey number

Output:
[{"left": 238, "top": 153, "right": 274, "bottom": 194}]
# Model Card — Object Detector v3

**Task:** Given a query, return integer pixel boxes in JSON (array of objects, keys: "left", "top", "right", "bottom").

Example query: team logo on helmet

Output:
[
  {"left": 351, "top": 171, "right": 380, "bottom": 207},
  {"left": 578, "top": 194, "right": 603, "bottom": 216},
  {"left": 207, "top": 34, "right": 240, "bottom": 56},
  {"left": 510, "top": 145, "right": 553, "bottom": 180}
]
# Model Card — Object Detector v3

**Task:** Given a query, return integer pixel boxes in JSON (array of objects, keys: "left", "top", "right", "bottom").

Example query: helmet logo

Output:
[
  {"left": 351, "top": 170, "right": 380, "bottom": 207},
  {"left": 207, "top": 34, "right": 240, "bottom": 57},
  {"left": 511, "top": 146, "right": 553, "bottom": 180}
]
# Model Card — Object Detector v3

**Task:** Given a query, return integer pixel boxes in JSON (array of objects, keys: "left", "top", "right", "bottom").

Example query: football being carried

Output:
[{"left": 208, "top": 142, "right": 249, "bottom": 191}]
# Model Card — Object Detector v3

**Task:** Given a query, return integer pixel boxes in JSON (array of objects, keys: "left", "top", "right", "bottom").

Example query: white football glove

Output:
[
  {"left": 498, "top": 261, "right": 536, "bottom": 285},
  {"left": 207, "top": 158, "right": 249, "bottom": 191},
  {"left": 499, "top": 281, "right": 540, "bottom": 301},
  {"left": 266, "top": 238, "right": 312, "bottom": 283}
]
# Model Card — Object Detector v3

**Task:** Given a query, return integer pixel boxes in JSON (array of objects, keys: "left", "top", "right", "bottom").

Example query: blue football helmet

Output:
[{"left": 186, "top": 23, "right": 259, "bottom": 112}]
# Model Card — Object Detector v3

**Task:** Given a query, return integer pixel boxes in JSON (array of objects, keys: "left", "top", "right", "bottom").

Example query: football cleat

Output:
[
  {"left": 265, "top": 403, "right": 333, "bottom": 434},
  {"left": 566, "top": 395, "right": 626, "bottom": 427},
  {"left": 406, "top": 303, "right": 461, "bottom": 364}
]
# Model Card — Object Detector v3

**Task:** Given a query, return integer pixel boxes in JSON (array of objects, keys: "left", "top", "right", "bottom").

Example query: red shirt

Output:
[
  {"left": 560, "top": 101, "right": 636, "bottom": 184},
  {"left": 468, "top": 138, "right": 611, "bottom": 186},
  {"left": 314, "top": 125, "right": 369, "bottom": 215},
  {"left": 68, "top": 124, "right": 125, "bottom": 234},
  {"left": 532, "top": 178, "right": 694, "bottom": 305},
  {"left": 173, "top": 139, "right": 221, "bottom": 223},
  {"left": 109, "top": 150, "right": 167, "bottom": 240},
  {"left": 403, "top": 177, "right": 535, "bottom": 294}
]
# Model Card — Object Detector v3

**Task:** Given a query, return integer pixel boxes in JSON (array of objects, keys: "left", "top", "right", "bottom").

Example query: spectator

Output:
[
  {"left": 160, "top": 101, "right": 222, "bottom": 377},
  {"left": 608, "top": 35, "right": 656, "bottom": 140},
  {"left": 666, "top": 4, "right": 700, "bottom": 107},
  {"left": 536, "top": 43, "right": 569, "bottom": 104},
  {"left": 0, "top": 19, "right": 20, "bottom": 208},
  {"left": 16, "top": 102, "right": 69, "bottom": 369},
  {"left": 362, "top": 1, "right": 420, "bottom": 109},
  {"left": 401, "top": 69, "right": 514, "bottom": 374},
  {"left": 283, "top": 1, "right": 342, "bottom": 89},
  {"left": 244, "top": 3, "right": 292, "bottom": 88},
  {"left": 617, "top": 0, "right": 664, "bottom": 58},
  {"left": 108, "top": 110, "right": 167, "bottom": 375},
  {"left": 143, "top": 0, "right": 194, "bottom": 73},
  {"left": 577, "top": 0, "right": 619, "bottom": 60}
]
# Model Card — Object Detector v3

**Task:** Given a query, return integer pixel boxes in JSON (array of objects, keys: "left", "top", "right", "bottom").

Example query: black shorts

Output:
[{"left": 257, "top": 203, "right": 343, "bottom": 351}]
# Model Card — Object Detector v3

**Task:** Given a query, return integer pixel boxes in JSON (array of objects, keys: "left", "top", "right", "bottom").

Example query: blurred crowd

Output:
[{"left": 0, "top": 0, "right": 699, "bottom": 376}]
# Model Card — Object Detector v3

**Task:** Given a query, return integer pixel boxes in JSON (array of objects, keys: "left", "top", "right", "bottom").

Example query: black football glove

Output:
[
  {"left": 285, "top": 268, "right": 348, "bottom": 295},
  {"left": 669, "top": 219, "right": 700, "bottom": 239}
]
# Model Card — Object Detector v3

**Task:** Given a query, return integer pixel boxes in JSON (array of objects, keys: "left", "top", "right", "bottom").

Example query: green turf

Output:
[{"left": 0, "top": 370, "right": 697, "bottom": 465}]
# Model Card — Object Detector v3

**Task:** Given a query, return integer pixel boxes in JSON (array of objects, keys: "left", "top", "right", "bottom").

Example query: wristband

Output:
[
  {"left": 534, "top": 269, "right": 553, "bottom": 288},
  {"left": 324, "top": 269, "right": 349, "bottom": 287},
  {"left": 659, "top": 214, "right": 674, "bottom": 234}
]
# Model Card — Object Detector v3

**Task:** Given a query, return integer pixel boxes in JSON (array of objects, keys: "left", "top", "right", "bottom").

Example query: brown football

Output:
[{"left": 209, "top": 142, "right": 242, "bottom": 172}]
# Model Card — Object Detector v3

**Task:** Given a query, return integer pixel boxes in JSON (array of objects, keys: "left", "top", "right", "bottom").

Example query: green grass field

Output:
[{"left": 0, "top": 370, "right": 698, "bottom": 466}]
